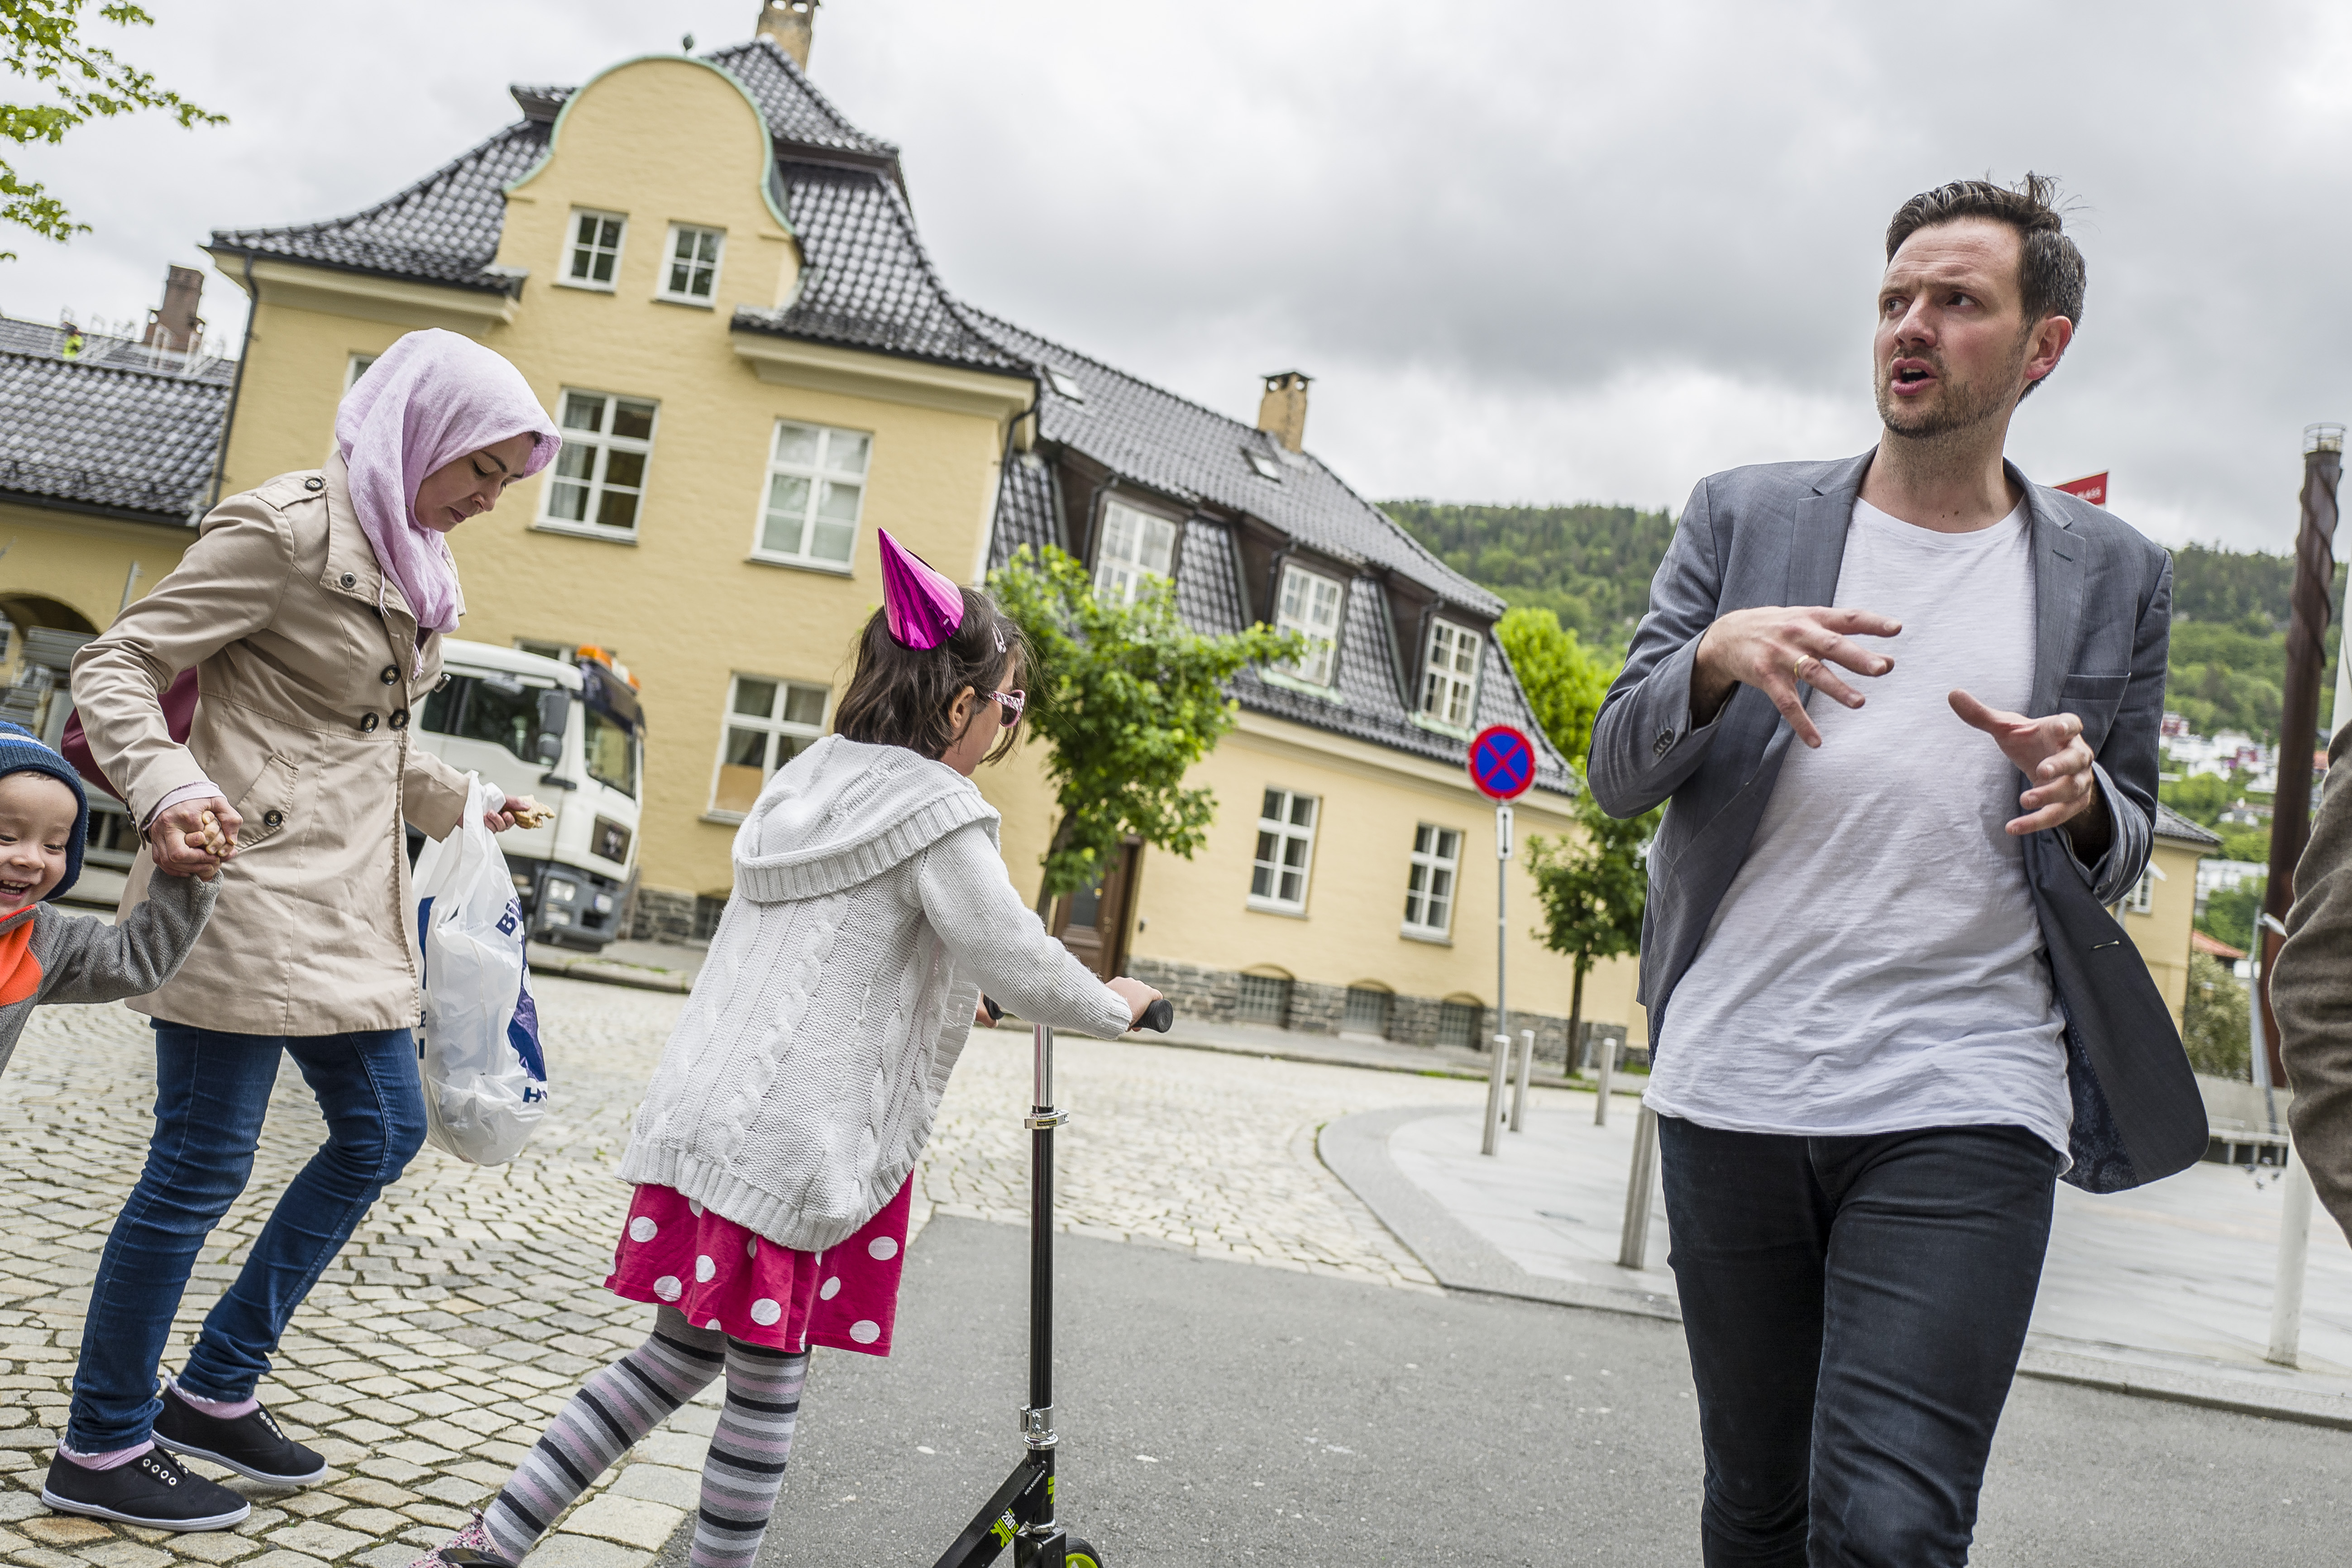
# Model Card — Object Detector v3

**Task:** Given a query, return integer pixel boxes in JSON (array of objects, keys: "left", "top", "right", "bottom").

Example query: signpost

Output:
[
  {"left": 1468, "top": 725, "right": 1535, "bottom": 1157},
  {"left": 2054, "top": 471, "right": 2108, "bottom": 507}
]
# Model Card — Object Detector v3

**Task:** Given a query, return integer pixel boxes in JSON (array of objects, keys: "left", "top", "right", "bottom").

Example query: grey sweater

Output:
[
  {"left": 620, "top": 736, "right": 1134, "bottom": 1252},
  {"left": 0, "top": 872, "right": 220, "bottom": 1080}
]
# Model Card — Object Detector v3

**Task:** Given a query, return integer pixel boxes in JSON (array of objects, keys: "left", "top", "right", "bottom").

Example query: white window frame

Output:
[
  {"left": 1093, "top": 498, "right": 1177, "bottom": 604},
  {"left": 751, "top": 419, "right": 872, "bottom": 571},
  {"left": 540, "top": 389, "right": 659, "bottom": 543},
  {"left": 1402, "top": 823, "right": 1461, "bottom": 939},
  {"left": 1420, "top": 620, "right": 1482, "bottom": 729},
  {"left": 708, "top": 674, "right": 830, "bottom": 820},
  {"left": 561, "top": 208, "right": 628, "bottom": 291},
  {"left": 656, "top": 223, "right": 726, "bottom": 306},
  {"left": 1249, "top": 787, "right": 1319, "bottom": 914},
  {"left": 2126, "top": 865, "right": 2157, "bottom": 915},
  {"left": 345, "top": 352, "right": 377, "bottom": 389},
  {"left": 1274, "top": 563, "right": 1344, "bottom": 687}
]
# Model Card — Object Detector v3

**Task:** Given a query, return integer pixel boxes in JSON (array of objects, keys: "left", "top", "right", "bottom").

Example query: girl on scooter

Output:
[{"left": 409, "top": 531, "right": 1160, "bottom": 1568}]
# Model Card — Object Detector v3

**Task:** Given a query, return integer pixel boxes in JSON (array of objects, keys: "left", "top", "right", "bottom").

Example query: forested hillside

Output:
[{"left": 1383, "top": 508, "right": 2342, "bottom": 742}]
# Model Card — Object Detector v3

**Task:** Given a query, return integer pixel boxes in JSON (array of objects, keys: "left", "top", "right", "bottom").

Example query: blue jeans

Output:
[
  {"left": 1657, "top": 1116, "right": 2059, "bottom": 1568},
  {"left": 66, "top": 1021, "right": 427, "bottom": 1451}
]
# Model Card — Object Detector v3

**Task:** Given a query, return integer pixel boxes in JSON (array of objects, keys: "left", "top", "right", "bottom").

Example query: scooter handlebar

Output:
[{"left": 1137, "top": 998, "right": 1175, "bottom": 1033}]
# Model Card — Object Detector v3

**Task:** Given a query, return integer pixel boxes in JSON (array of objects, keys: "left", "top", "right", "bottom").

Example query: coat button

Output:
[
  {"left": 379, "top": 664, "right": 400, "bottom": 685},
  {"left": 339, "top": 572, "right": 357, "bottom": 589},
  {"left": 304, "top": 476, "right": 324, "bottom": 492},
  {"left": 435, "top": 672, "right": 451, "bottom": 692},
  {"left": 263, "top": 809, "right": 285, "bottom": 828},
  {"left": 390, "top": 708, "right": 410, "bottom": 730},
  {"left": 360, "top": 712, "right": 379, "bottom": 733}
]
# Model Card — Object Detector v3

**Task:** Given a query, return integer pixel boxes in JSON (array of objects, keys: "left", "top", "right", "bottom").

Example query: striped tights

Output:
[{"left": 481, "top": 1307, "right": 808, "bottom": 1568}]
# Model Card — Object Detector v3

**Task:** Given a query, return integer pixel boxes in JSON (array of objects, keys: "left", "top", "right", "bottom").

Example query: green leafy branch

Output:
[{"left": 2, "top": 1, "right": 225, "bottom": 258}]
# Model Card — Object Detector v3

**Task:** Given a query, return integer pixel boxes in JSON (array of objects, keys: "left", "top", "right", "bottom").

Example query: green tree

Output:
[
  {"left": 1496, "top": 606, "right": 1618, "bottom": 772},
  {"left": 1528, "top": 795, "right": 1657, "bottom": 1068},
  {"left": 2182, "top": 951, "right": 2251, "bottom": 1080},
  {"left": 2199, "top": 875, "right": 2266, "bottom": 954},
  {"left": 989, "top": 545, "right": 1300, "bottom": 903},
  {"left": 3, "top": 1, "right": 223, "bottom": 259},
  {"left": 1382, "top": 499, "right": 1676, "bottom": 652},
  {"left": 2157, "top": 772, "right": 2233, "bottom": 829}
]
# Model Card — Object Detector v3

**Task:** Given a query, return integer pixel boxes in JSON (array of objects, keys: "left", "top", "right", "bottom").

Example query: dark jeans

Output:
[
  {"left": 67, "top": 1021, "right": 427, "bottom": 1451},
  {"left": 1657, "top": 1116, "right": 2059, "bottom": 1568}
]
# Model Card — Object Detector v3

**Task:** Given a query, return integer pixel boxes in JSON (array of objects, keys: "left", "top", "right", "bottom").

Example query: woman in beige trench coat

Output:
[{"left": 43, "top": 331, "right": 559, "bottom": 1533}]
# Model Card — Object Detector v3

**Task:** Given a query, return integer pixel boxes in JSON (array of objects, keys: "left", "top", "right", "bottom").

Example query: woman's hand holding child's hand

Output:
[{"left": 1108, "top": 976, "right": 1161, "bottom": 1028}]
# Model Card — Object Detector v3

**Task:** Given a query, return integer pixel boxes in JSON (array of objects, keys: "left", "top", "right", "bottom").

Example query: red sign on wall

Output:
[{"left": 2055, "top": 471, "right": 2108, "bottom": 507}]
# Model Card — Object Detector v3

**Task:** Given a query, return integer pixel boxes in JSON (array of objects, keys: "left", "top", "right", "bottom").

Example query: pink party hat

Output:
[{"left": 877, "top": 529, "right": 966, "bottom": 650}]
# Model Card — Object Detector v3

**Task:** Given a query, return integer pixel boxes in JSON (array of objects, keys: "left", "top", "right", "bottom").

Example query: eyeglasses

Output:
[{"left": 986, "top": 689, "right": 1026, "bottom": 728}]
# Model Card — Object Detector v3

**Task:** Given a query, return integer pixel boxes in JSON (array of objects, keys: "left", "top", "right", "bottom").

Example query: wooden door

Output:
[{"left": 1053, "top": 839, "right": 1143, "bottom": 980}]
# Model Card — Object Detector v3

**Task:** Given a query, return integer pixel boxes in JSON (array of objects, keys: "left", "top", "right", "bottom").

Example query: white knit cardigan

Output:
[{"left": 618, "top": 736, "right": 1134, "bottom": 1251}]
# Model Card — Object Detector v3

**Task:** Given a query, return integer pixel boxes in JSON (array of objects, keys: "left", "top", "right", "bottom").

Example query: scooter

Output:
[{"left": 932, "top": 999, "right": 1175, "bottom": 1568}]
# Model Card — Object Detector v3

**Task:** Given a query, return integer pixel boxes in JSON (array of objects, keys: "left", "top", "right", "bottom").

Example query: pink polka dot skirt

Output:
[{"left": 604, "top": 1181, "right": 912, "bottom": 1357}]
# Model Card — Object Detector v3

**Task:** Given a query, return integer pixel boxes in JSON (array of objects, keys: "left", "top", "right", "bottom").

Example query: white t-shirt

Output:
[{"left": 1644, "top": 497, "right": 2072, "bottom": 1159}]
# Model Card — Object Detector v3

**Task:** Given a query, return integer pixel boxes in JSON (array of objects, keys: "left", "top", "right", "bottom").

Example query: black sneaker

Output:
[
  {"left": 153, "top": 1384, "right": 326, "bottom": 1486},
  {"left": 41, "top": 1445, "right": 251, "bottom": 1530}
]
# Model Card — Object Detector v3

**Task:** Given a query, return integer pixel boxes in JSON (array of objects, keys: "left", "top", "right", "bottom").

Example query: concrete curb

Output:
[
  {"left": 1319, "top": 1105, "right": 2352, "bottom": 1430},
  {"left": 527, "top": 949, "right": 693, "bottom": 993}
]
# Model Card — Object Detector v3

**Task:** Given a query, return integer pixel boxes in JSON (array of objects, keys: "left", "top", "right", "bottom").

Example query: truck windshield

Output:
[
  {"left": 584, "top": 708, "right": 639, "bottom": 798},
  {"left": 421, "top": 674, "right": 557, "bottom": 766}
]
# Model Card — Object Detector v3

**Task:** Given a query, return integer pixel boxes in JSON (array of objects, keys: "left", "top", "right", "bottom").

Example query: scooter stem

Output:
[{"left": 1025, "top": 1023, "right": 1058, "bottom": 1452}]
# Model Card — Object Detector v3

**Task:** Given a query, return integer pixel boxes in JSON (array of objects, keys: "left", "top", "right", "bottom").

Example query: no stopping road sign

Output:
[{"left": 1468, "top": 724, "right": 1535, "bottom": 801}]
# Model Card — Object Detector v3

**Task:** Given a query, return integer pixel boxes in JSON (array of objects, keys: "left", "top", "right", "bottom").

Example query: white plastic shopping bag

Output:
[{"left": 412, "top": 773, "right": 549, "bottom": 1164}]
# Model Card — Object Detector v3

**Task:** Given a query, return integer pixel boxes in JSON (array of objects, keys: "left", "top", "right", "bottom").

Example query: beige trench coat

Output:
[{"left": 71, "top": 455, "right": 472, "bottom": 1036}]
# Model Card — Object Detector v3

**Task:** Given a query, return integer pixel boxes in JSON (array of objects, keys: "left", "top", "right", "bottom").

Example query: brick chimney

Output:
[
  {"left": 1257, "top": 370, "right": 1311, "bottom": 453},
  {"left": 755, "top": 0, "right": 818, "bottom": 69},
  {"left": 143, "top": 264, "right": 206, "bottom": 353}
]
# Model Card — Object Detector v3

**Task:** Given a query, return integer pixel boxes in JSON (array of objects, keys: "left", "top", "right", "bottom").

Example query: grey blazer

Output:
[{"left": 1590, "top": 450, "right": 2204, "bottom": 1193}]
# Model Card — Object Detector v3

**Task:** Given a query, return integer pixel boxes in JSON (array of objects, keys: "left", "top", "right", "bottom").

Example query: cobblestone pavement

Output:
[{"left": 0, "top": 985, "right": 1517, "bottom": 1568}]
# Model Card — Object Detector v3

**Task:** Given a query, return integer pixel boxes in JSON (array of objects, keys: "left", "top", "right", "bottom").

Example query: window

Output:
[
  {"left": 1343, "top": 986, "right": 1391, "bottom": 1037},
  {"left": 419, "top": 673, "right": 557, "bottom": 766},
  {"left": 346, "top": 353, "right": 376, "bottom": 389},
  {"left": 1093, "top": 499, "right": 1176, "bottom": 604},
  {"left": 756, "top": 420, "right": 870, "bottom": 568},
  {"left": 584, "top": 708, "right": 639, "bottom": 799},
  {"left": 544, "top": 391, "right": 657, "bottom": 539},
  {"left": 1420, "top": 621, "right": 1481, "bottom": 728},
  {"left": 1236, "top": 973, "right": 1292, "bottom": 1027},
  {"left": 658, "top": 224, "right": 725, "bottom": 304},
  {"left": 1249, "top": 788, "right": 1318, "bottom": 912},
  {"left": 1403, "top": 824, "right": 1461, "bottom": 937},
  {"left": 1274, "top": 564, "right": 1343, "bottom": 687},
  {"left": 711, "top": 675, "right": 828, "bottom": 817},
  {"left": 1436, "top": 999, "right": 1480, "bottom": 1050},
  {"left": 564, "top": 209, "right": 626, "bottom": 289},
  {"left": 2127, "top": 866, "right": 2156, "bottom": 915}
]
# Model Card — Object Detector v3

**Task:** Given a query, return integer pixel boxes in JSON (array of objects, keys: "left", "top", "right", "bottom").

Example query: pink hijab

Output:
[{"left": 334, "top": 330, "right": 560, "bottom": 634}]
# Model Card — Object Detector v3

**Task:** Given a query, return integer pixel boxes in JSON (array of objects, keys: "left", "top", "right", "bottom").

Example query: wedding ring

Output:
[{"left": 1791, "top": 655, "right": 1813, "bottom": 683}]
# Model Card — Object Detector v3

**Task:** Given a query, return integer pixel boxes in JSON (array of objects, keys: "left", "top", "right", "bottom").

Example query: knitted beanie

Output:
[{"left": 0, "top": 721, "right": 88, "bottom": 902}]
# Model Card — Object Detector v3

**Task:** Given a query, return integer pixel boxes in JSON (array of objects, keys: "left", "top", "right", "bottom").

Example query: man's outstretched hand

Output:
[{"left": 1949, "top": 689, "right": 2109, "bottom": 854}]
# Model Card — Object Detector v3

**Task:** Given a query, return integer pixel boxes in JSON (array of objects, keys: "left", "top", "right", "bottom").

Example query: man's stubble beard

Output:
[{"left": 1874, "top": 331, "right": 2034, "bottom": 448}]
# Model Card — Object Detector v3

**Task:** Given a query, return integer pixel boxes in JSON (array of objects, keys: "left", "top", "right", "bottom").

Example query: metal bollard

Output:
[
  {"left": 1592, "top": 1034, "right": 1616, "bottom": 1127},
  {"left": 2270, "top": 1139, "right": 2314, "bottom": 1367},
  {"left": 1508, "top": 1027, "right": 1535, "bottom": 1133},
  {"left": 1618, "top": 1104, "right": 1660, "bottom": 1270},
  {"left": 1481, "top": 1033, "right": 1510, "bottom": 1156}
]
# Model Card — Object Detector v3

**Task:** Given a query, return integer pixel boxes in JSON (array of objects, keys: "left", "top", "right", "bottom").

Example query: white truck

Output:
[{"left": 412, "top": 641, "right": 644, "bottom": 953}]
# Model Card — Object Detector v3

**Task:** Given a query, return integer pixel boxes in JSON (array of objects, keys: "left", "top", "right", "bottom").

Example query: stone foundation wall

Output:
[
  {"left": 628, "top": 884, "right": 698, "bottom": 945},
  {"left": 1132, "top": 956, "right": 1632, "bottom": 1063}
]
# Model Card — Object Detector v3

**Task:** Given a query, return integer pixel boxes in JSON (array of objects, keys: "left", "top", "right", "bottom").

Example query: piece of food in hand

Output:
[
  {"left": 507, "top": 801, "right": 554, "bottom": 829},
  {"left": 197, "top": 810, "right": 231, "bottom": 859}
]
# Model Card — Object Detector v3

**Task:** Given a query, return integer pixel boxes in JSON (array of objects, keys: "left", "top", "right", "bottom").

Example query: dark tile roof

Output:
[
  {"left": 703, "top": 38, "right": 898, "bottom": 160},
  {"left": 994, "top": 451, "right": 1061, "bottom": 563},
  {"left": 966, "top": 311, "right": 1500, "bottom": 618},
  {"left": 2155, "top": 802, "right": 2224, "bottom": 848},
  {"left": 730, "top": 161, "right": 1024, "bottom": 373},
  {"left": 211, "top": 121, "right": 547, "bottom": 291},
  {"left": 0, "top": 317, "right": 230, "bottom": 521}
]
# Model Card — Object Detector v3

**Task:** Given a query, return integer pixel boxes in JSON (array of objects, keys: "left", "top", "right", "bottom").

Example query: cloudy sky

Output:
[{"left": 6, "top": 0, "right": 2347, "bottom": 550}]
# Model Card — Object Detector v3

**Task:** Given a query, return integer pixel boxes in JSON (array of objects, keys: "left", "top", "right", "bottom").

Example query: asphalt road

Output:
[{"left": 655, "top": 1216, "right": 2352, "bottom": 1567}]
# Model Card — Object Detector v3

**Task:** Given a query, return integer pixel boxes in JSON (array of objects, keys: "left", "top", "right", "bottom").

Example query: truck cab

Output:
[{"left": 413, "top": 641, "right": 644, "bottom": 953}]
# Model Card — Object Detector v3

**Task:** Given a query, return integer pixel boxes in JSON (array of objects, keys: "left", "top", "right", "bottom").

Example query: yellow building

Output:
[
  {"left": 173, "top": 14, "right": 1639, "bottom": 1056},
  {"left": 2123, "top": 803, "right": 2223, "bottom": 1030}
]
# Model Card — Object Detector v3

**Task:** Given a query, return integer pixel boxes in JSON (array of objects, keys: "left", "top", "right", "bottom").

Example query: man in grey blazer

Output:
[{"left": 1591, "top": 175, "right": 2203, "bottom": 1567}]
